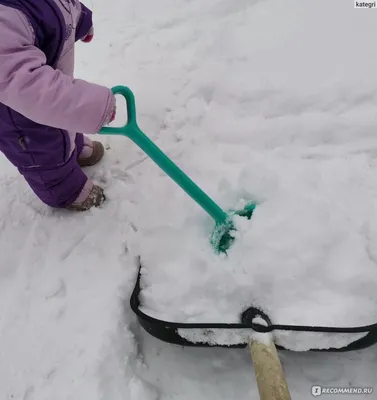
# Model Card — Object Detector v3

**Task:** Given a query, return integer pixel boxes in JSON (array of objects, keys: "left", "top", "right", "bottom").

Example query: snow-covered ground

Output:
[{"left": 1, "top": 0, "right": 377, "bottom": 399}]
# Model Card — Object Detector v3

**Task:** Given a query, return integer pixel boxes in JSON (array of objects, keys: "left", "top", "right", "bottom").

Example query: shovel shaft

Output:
[
  {"left": 100, "top": 86, "right": 228, "bottom": 224},
  {"left": 249, "top": 339, "right": 291, "bottom": 400},
  {"left": 131, "top": 127, "right": 228, "bottom": 223}
]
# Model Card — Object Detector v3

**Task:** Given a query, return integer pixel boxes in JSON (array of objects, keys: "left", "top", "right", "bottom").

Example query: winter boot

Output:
[
  {"left": 78, "top": 140, "right": 105, "bottom": 167},
  {"left": 66, "top": 183, "right": 105, "bottom": 211}
]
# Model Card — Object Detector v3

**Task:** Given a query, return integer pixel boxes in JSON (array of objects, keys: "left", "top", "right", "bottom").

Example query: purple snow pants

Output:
[{"left": 0, "top": 126, "right": 87, "bottom": 208}]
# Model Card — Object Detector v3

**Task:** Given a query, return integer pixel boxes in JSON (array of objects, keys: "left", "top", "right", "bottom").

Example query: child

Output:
[{"left": 0, "top": 0, "right": 116, "bottom": 211}]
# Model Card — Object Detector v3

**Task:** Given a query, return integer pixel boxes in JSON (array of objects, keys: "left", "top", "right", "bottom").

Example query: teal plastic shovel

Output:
[{"left": 100, "top": 86, "right": 255, "bottom": 253}]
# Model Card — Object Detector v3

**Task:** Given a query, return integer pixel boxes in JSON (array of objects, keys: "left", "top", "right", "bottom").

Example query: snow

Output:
[
  {"left": 129, "top": 0, "right": 377, "bottom": 350},
  {"left": 136, "top": 152, "right": 377, "bottom": 350},
  {"left": 1, "top": 0, "right": 377, "bottom": 399}
]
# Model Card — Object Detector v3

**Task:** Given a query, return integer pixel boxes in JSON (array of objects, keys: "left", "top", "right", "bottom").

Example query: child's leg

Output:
[
  {"left": 0, "top": 129, "right": 104, "bottom": 209},
  {"left": 19, "top": 147, "right": 90, "bottom": 208}
]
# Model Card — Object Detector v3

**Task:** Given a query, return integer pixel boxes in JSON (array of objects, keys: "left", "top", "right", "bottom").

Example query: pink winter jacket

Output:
[{"left": 0, "top": 2, "right": 114, "bottom": 137}]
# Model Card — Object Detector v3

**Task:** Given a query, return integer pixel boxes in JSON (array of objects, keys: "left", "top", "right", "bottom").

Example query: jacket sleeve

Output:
[
  {"left": 75, "top": 2, "right": 93, "bottom": 41},
  {"left": 0, "top": 6, "right": 113, "bottom": 134}
]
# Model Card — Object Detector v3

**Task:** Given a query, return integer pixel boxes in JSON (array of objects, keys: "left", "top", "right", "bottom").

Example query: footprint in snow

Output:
[{"left": 45, "top": 279, "right": 67, "bottom": 300}]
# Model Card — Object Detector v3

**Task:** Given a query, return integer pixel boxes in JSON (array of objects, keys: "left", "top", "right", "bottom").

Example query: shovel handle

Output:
[
  {"left": 249, "top": 338, "right": 291, "bottom": 400},
  {"left": 99, "top": 86, "right": 138, "bottom": 137},
  {"left": 99, "top": 86, "right": 229, "bottom": 225}
]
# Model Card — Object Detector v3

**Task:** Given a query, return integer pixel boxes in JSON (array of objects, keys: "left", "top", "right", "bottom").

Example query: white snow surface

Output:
[{"left": 1, "top": 0, "right": 377, "bottom": 399}]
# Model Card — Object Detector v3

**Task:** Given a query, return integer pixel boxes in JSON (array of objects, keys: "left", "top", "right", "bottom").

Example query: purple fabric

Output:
[
  {"left": 0, "top": 1, "right": 112, "bottom": 207},
  {"left": 75, "top": 2, "right": 92, "bottom": 41},
  {"left": 75, "top": 131, "right": 85, "bottom": 156},
  {"left": 0, "top": 0, "right": 65, "bottom": 67},
  {"left": 19, "top": 133, "right": 88, "bottom": 207}
]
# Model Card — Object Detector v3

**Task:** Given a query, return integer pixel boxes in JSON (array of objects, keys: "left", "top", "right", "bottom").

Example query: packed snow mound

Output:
[
  {"left": 132, "top": 153, "right": 377, "bottom": 350},
  {"left": 125, "top": 0, "right": 377, "bottom": 351}
]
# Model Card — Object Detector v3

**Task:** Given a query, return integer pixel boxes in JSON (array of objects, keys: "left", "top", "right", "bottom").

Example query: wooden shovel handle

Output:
[{"left": 249, "top": 339, "right": 291, "bottom": 400}]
